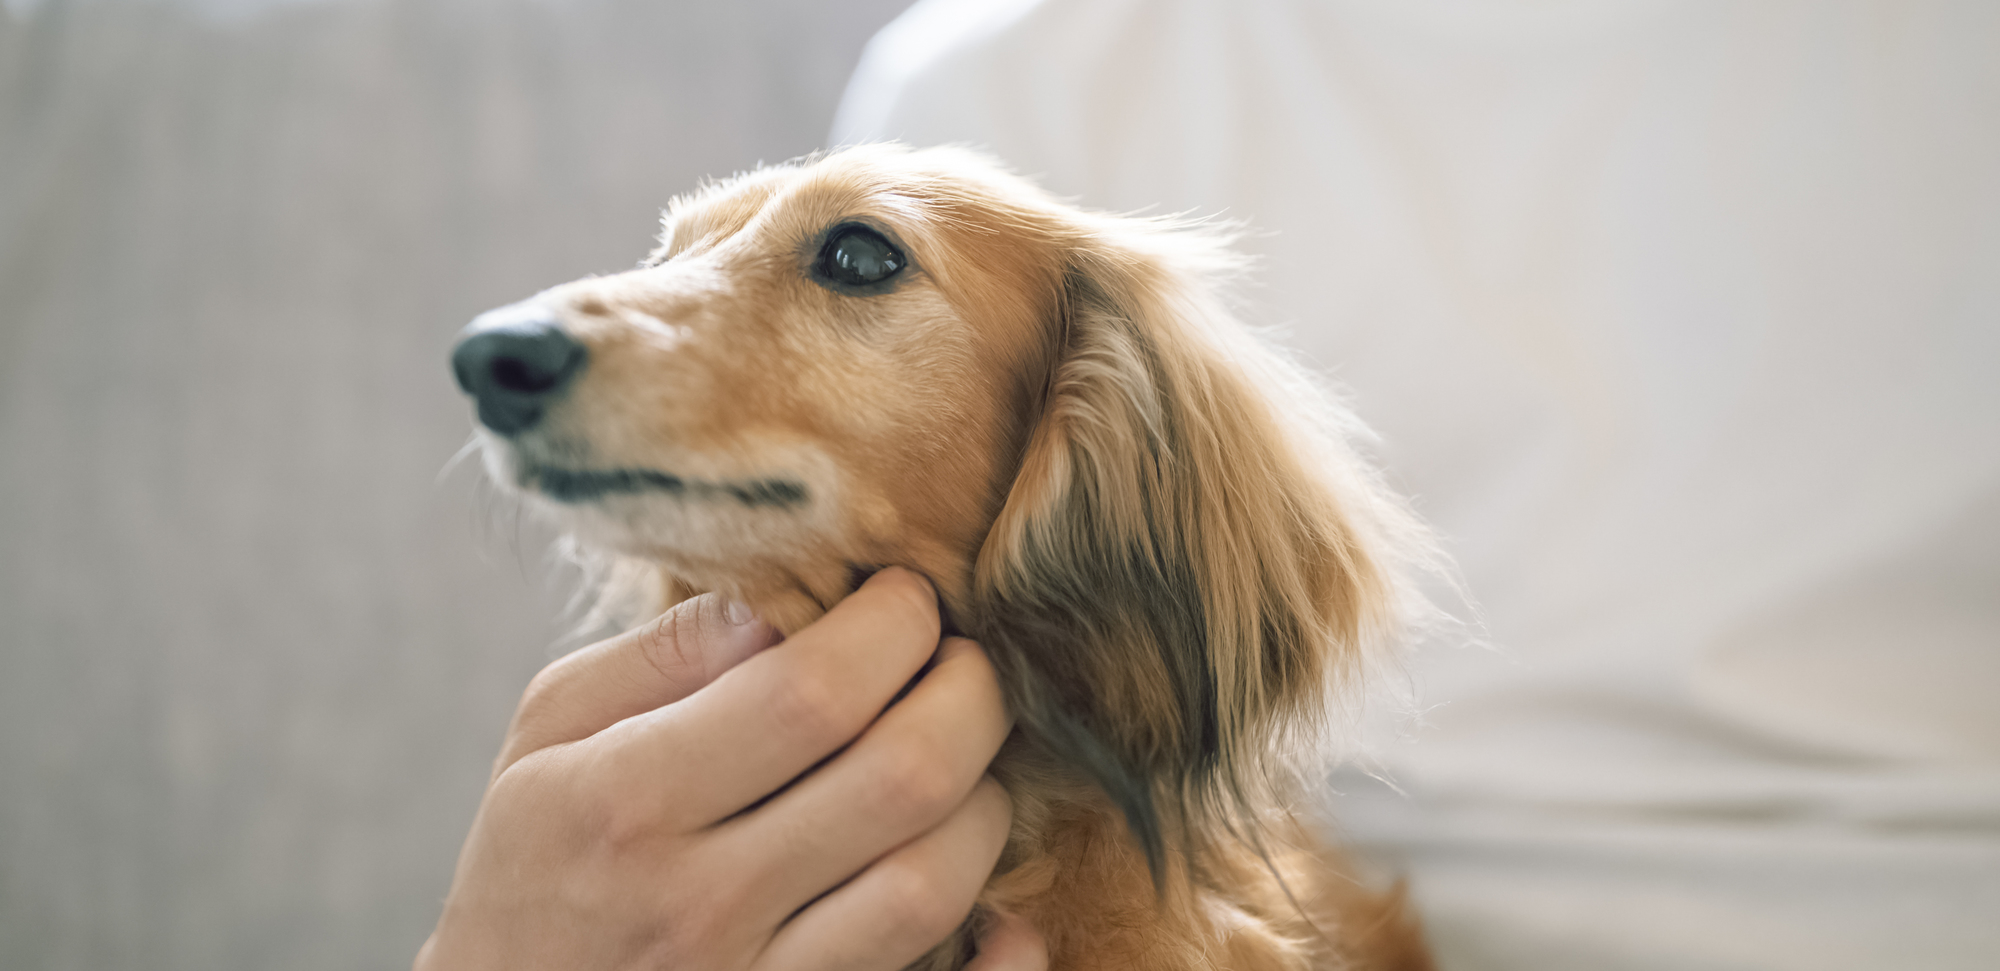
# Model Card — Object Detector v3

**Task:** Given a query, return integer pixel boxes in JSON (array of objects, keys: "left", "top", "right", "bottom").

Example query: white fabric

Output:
[{"left": 832, "top": 2, "right": 2000, "bottom": 968}]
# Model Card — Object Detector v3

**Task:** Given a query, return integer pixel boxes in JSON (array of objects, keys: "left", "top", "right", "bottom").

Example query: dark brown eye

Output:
[{"left": 814, "top": 223, "right": 905, "bottom": 289}]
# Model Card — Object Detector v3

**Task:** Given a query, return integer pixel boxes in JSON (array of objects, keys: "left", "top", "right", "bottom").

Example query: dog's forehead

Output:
[
  {"left": 655, "top": 169, "right": 786, "bottom": 258},
  {"left": 659, "top": 151, "right": 1019, "bottom": 261}
]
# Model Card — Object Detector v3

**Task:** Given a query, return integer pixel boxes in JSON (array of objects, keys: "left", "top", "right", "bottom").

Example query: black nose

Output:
[{"left": 451, "top": 303, "right": 588, "bottom": 436}]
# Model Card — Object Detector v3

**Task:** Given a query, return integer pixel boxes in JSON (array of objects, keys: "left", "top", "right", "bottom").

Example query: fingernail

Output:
[{"left": 725, "top": 600, "right": 755, "bottom": 625}]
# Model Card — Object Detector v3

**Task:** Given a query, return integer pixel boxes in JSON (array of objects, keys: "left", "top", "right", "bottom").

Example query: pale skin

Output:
[{"left": 416, "top": 568, "right": 1048, "bottom": 970}]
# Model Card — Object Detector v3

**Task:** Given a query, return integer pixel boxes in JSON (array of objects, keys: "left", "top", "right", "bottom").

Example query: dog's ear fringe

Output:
[{"left": 970, "top": 212, "right": 1446, "bottom": 885}]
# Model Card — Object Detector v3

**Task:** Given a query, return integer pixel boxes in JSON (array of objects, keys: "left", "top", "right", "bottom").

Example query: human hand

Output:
[{"left": 415, "top": 567, "right": 1046, "bottom": 970}]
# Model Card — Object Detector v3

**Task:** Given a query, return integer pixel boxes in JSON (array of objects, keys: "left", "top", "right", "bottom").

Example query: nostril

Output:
[
  {"left": 451, "top": 303, "right": 590, "bottom": 435},
  {"left": 491, "top": 350, "right": 570, "bottom": 394}
]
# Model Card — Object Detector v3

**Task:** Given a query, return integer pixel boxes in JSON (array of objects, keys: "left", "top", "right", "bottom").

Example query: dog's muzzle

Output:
[{"left": 451, "top": 302, "right": 588, "bottom": 436}]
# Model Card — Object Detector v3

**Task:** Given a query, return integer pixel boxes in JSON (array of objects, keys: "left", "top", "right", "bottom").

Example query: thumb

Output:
[{"left": 495, "top": 593, "right": 782, "bottom": 775}]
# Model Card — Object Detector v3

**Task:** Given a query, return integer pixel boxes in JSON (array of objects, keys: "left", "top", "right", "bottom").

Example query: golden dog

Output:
[{"left": 452, "top": 144, "right": 1434, "bottom": 970}]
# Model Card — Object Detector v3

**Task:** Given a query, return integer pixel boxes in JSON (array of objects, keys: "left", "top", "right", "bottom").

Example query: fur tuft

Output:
[{"left": 971, "top": 208, "right": 1429, "bottom": 884}]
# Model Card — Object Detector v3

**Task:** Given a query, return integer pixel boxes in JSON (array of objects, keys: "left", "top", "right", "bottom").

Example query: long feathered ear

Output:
[{"left": 969, "top": 216, "right": 1425, "bottom": 879}]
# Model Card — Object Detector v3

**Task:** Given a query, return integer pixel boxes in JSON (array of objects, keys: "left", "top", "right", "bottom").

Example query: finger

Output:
[
  {"left": 754, "top": 777, "right": 1012, "bottom": 971},
  {"left": 966, "top": 910, "right": 1049, "bottom": 971},
  {"left": 714, "top": 637, "right": 1010, "bottom": 916},
  {"left": 496, "top": 593, "right": 781, "bottom": 774},
  {"left": 596, "top": 567, "right": 942, "bottom": 826}
]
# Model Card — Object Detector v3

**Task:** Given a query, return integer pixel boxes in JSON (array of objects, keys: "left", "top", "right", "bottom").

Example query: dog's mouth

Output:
[{"left": 525, "top": 465, "right": 809, "bottom": 509}]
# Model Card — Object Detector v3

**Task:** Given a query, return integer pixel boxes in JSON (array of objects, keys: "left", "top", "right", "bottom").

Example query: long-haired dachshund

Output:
[{"left": 452, "top": 144, "right": 1435, "bottom": 970}]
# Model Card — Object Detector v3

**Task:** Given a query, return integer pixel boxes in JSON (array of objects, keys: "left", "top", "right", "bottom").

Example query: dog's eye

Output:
[{"left": 814, "top": 224, "right": 905, "bottom": 289}]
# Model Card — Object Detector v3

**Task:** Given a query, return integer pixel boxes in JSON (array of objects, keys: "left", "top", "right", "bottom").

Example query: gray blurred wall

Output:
[{"left": 0, "top": 1, "right": 910, "bottom": 967}]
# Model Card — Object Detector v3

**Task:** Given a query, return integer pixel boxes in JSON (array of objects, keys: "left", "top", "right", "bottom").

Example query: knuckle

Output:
[
  {"left": 590, "top": 798, "right": 659, "bottom": 853},
  {"left": 568, "top": 759, "right": 665, "bottom": 851},
  {"left": 874, "top": 861, "right": 963, "bottom": 944},
  {"left": 767, "top": 673, "right": 849, "bottom": 743},
  {"left": 484, "top": 748, "right": 597, "bottom": 839},
  {"left": 873, "top": 740, "right": 960, "bottom": 820},
  {"left": 599, "top": 800, "right": 674, "bottom": 854},
  {"left": 484, "top": 750, "right": 548, "bottom": 808}
]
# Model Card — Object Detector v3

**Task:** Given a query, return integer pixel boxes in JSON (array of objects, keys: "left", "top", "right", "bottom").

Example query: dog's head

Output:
[{"left": 454, "top": 144, "right": 1428, "bottom": 873}]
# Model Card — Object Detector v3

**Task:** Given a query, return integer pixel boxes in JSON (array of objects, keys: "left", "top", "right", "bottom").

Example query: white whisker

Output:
[{"left": 436, "top": 433, "right": 485, "bottom": 486}]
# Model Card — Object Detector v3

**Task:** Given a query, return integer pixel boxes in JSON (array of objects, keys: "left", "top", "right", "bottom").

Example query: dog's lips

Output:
[
  {"left": 530, "top": 466, "right": 686, "bottom": 503},
  {"left": 524, "top": 464, "right": 809, "bottom": 509}
]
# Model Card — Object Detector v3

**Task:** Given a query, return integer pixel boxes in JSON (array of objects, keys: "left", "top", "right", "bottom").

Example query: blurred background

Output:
[
  {"left": 0, "top": 0, "right": 909, "bottom": 967},
  {"left": 3, "top": 1, "right": 1996, "bottom": 970}
]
